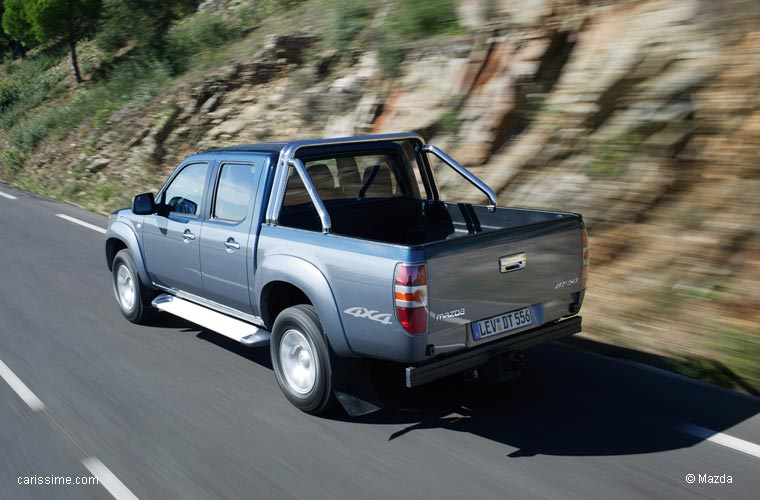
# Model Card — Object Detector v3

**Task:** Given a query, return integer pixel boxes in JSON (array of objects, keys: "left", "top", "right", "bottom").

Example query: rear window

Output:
[
  {"left": 213, "top": 163, "right": 257, "bottom": 222},
  {"left": 283, "top": 152, "right": 423, "bottom": 207}
]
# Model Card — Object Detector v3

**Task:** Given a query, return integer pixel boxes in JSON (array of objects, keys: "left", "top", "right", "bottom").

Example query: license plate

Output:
[{"left": 471, "top": 307, "right": 533, "bottom": 341}]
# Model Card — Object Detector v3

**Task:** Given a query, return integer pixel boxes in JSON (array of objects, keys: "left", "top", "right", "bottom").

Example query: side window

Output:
[
  {"left": 213, "top": 163, "right": 257, "bottom": 222},
  {"left": 164, "top": 162, "right": 208, "bottom": 216}
]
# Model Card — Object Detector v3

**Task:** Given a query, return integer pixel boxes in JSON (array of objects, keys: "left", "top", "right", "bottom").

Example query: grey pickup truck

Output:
[{"left": 105, "top": 133, "right": 588, "bottom": 415}]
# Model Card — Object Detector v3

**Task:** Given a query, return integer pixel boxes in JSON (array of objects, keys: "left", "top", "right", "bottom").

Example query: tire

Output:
[
  {"left": 112, "top": 249, "right": 155, "bottom": 324},
  {"left": 271, "top": 305, "right": 334, "bottom": 414}
]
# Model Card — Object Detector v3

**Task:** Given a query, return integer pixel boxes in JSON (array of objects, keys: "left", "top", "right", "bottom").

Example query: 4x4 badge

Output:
[{"left": 344, "top": 307, "right": 392, "bottom": 325}]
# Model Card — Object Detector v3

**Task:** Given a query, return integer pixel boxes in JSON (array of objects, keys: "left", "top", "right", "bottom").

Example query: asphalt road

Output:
[{"left": 1, "top": 183, "right": 759, "bottom": 500}]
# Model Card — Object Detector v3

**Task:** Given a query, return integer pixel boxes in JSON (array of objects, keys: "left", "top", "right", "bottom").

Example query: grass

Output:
[
  {"left": 376, "top": 0, "right": 461, "bottom": 78},
  {"left": 433, "top": 109, "right": 462, "bottom": 134},
  {"left": 12, "top": 163, "right": 132, "bottom": 213},
  {"left": 165, "top": 12, "right": 245, "bottom": 75},
  {"left": 0, "top": 54, "right": 68, "bottom": 131},
  {"left": 584, "top": 133, "right": 642, "bottom": 177},
  {"left": 324, "top": 0, "right": 374, "bottom": 49},
  {"left": 566, "top": 327, "right": 760, "bottom": 396},
  {"left": 2, "top": 57, "right": 171, "bottom": 157},
  {"left": 703, "top": 326, "right": 760, "bottom": 395}
]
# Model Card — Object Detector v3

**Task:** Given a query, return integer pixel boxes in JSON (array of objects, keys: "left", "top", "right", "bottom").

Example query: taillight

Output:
[
  {"left": 581, "top": 224, "right": 590, "bottom": 288},
  {"left": 394, "top": 263, "right": 428, "bottom": 334}
]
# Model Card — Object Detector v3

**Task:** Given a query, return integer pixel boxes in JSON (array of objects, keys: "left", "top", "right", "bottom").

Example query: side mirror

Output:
[{"left": 132, "top": 192, "right": 156, "bottom": 215}]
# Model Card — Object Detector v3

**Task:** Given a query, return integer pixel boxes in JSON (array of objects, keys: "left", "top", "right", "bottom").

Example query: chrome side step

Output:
[{"left": 151, "top": 294, "right": 270, "bottom": 347}]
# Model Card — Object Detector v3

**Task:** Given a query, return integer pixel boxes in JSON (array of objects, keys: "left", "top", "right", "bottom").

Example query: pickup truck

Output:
[{"left": 105, "top": 133, "right": 588, "bottom": 415}]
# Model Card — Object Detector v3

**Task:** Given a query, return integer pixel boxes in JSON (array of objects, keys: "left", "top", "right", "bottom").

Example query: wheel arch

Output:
[
  {"left": 105, "top": 221, "right": 152, "bottom": 287},
  {"left": 255, "top": 255, "right": 354, "bottom": 357}
]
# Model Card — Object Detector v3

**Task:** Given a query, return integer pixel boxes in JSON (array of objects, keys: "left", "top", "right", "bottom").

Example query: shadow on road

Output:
[
  {"left": 150, "top": 314, "right": 273, "bottom": 369},
  {"left": 337, "top": 342, "right": 760, "bottom": 458},
  {"left": 195, "top": 329, "right": 273, "bottom": 369},
  {"left": 175, "top": 318, "right": 760, "bottom": 459}
]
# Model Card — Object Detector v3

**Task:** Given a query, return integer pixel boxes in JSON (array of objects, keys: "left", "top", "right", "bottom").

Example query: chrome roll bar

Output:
[
  {"left": 266, "top": 133, "right": 425, "bottom": 232},
  {"left": 422, "top": 144, "right": 497, "bottom": 211},
  {"left": 288, "top": 158, "right": 332, "bottom": 234}
]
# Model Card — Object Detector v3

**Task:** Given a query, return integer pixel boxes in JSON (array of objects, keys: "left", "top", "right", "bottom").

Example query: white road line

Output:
[
  {"left": 0, "top": 359, "right": 46, "bottom": 412},
  {"left": 680, "top": 423, "right": 760, "bottom": 459},
  {"left": 56, "top": 214, "right": 106, "bottom": 234},
  {"left": 82, "top": 458, "right": 139, "bottom": 500},
  {"left": 0, "top": 191, "right": 18, "bottom": 199}
]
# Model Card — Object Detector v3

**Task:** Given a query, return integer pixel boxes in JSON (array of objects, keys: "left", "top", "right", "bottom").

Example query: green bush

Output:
[
  {"left": 96, "top": 0, "right": 133, "bottom": 54},
  {"left": 326, "top": 0, "right": 374, "bottom": 48},
  {"left": 434, "top": 109, "right": 462, "bottom": 134},
  {"left": 0, "top": 147, "right": 26, "bottom": 179},
  {"left": 0, "top": 79, "right": 21, "bottom": 112},
  {"left": 97, "top": 0, "right": 203, "bottom": 56},
  {"left": 389, "top": 0, "right": 459, "bottom": 39},
  {"left": 0, "top": 56, "right": 67, "bottom": 130},
  {"left": 165, "top": 12, "right": 242, "bottom": 75},
  {"left": 5, "top": 56, "right": 171, "bottom": 153},
  {"left": 255, "top": 0, "right": 307, "bottom": 19},
  {"left": 376, "top": 0, "right": 459, "bottom": 78},
  {"left": 377, "top": 38, "right": 406, "bottom": 79}
]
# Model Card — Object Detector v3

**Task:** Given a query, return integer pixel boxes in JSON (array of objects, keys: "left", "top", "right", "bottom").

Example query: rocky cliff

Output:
[{"left": 14, "top": 0, "right": 760, "bottom": 391}]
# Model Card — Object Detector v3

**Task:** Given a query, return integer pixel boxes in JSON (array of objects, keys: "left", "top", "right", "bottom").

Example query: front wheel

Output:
[
  {"left": 271, "top": 305, "right": 334, "bottom": 414},
  {"left": 112, "top": 249, "right": 155, "bottom": 324}
]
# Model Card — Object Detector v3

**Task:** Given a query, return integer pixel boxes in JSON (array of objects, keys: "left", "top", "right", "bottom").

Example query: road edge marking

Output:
[
  {"left": 0, "top": 191, "right": 18, "bottom": 199},
  {"left": 0, "top": 359, "right": 46, "bottom": 412},
  {"left": 680, "top": 423, "right": 760, "bottom": 460},
  {"left": 82, "top": 457, "right": 140, "bottom": 500},
  {"left": 56, "top": 214, "right": 107, "bottom": 234}
]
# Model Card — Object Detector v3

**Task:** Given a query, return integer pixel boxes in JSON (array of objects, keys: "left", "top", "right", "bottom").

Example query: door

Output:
[
  {"left": 142, "top": 161, "right": 210, "bottom": 296},
  {"left": 199, "top": 160, "right": 263, "bottom": 314}
]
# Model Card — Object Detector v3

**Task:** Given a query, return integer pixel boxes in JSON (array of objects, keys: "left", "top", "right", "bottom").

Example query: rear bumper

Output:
[{"left": 405, "top": 316, "right": 582, "bottom": 388}]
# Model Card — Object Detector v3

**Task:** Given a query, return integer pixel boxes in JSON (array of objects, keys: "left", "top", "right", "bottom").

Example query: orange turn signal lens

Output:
[{"left": 395, "top": 290, "right": 424, "bottom": 302}]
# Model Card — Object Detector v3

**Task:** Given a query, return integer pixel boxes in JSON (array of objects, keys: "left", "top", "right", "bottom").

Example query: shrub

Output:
[
  {"left": 377, "top": 38, "right": 406, "bottom": 79},
  {"left": 0, "top": 57, "right": 67, "bottom": 130},
  {"left": 326, "top": 0, "right": 373, "bottom": 48},
  {"left": 375, "top": 0, "right": 459, "bottom": 78},
  {"left": 390, "top": 0, "right": 459, "bottom": 40},
  {"left": 0, "top": 147, "right": 26, "bottom": 179},
  {"left": 0, "top": 79, "right": 21, "bottom": 112},
  {"left": 165, "top": 12, "right": 241, "bottom": 75}
]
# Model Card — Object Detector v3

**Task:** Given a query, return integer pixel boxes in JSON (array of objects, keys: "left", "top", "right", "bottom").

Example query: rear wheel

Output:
[
  {"left": 271, "top": 305, "right": 334, "bottom": 414},
  {"left": 112, "top": 249, "right": 155, "bottom": 324}
]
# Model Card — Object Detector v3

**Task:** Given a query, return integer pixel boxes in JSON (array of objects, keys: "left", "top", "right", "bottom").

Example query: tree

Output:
[
  {"left": 98, "top": 0, "right": 199, "bottom": 56},
  {"left": 1, "top": 0, "right": 33, "bottom": 58},
  {"left": 1, "top": 1, "right": 20, "bottom": 59},
  {"left": 3, "top": 0, "right": 102, "bottom": 83}
]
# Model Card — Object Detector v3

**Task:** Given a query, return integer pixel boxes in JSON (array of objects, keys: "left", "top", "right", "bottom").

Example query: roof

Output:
[
  {"left": 204, "top": 133, "right": 424, "bottom": 156},
  {"left": 208, "top": 142, "right": 288, "bottom": 153}
]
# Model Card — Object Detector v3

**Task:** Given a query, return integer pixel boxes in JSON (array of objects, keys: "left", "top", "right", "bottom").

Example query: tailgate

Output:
[{"left": 424, "top": 215, "right": 583, "bottom": 341}]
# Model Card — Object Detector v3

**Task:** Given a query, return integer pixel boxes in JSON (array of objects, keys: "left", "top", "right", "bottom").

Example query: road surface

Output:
[{"left": 1, "top": 183, "right": 758, "bottom": 499}]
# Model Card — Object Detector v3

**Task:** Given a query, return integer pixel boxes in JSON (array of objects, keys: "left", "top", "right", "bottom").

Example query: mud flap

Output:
[{"left": 331, "top": 354, "right": 383, "bottom": 417}]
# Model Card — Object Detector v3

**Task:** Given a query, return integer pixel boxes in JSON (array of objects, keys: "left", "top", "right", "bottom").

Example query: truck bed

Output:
[
  {"left": 279, "top": 198, "right": 575, "bottom": 246},
  {"left": 279, "top": 197, "right": 584, "bottom": 357}
]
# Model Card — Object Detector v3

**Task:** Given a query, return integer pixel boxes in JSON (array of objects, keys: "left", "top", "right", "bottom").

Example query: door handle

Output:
[
  {"left": 182, "top": 229, "right": 196, "bottom": 242},
  {"left": 224, "top": 238, "right": 241, "bottom": 250},
  {"left": 499, "top": 252, "right": 526, "bottom": 273}
]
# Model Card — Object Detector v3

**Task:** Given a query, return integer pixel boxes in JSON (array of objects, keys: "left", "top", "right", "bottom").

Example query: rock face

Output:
[{"left": 18, "top": 0, "right": 760, "bottom": 390}]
